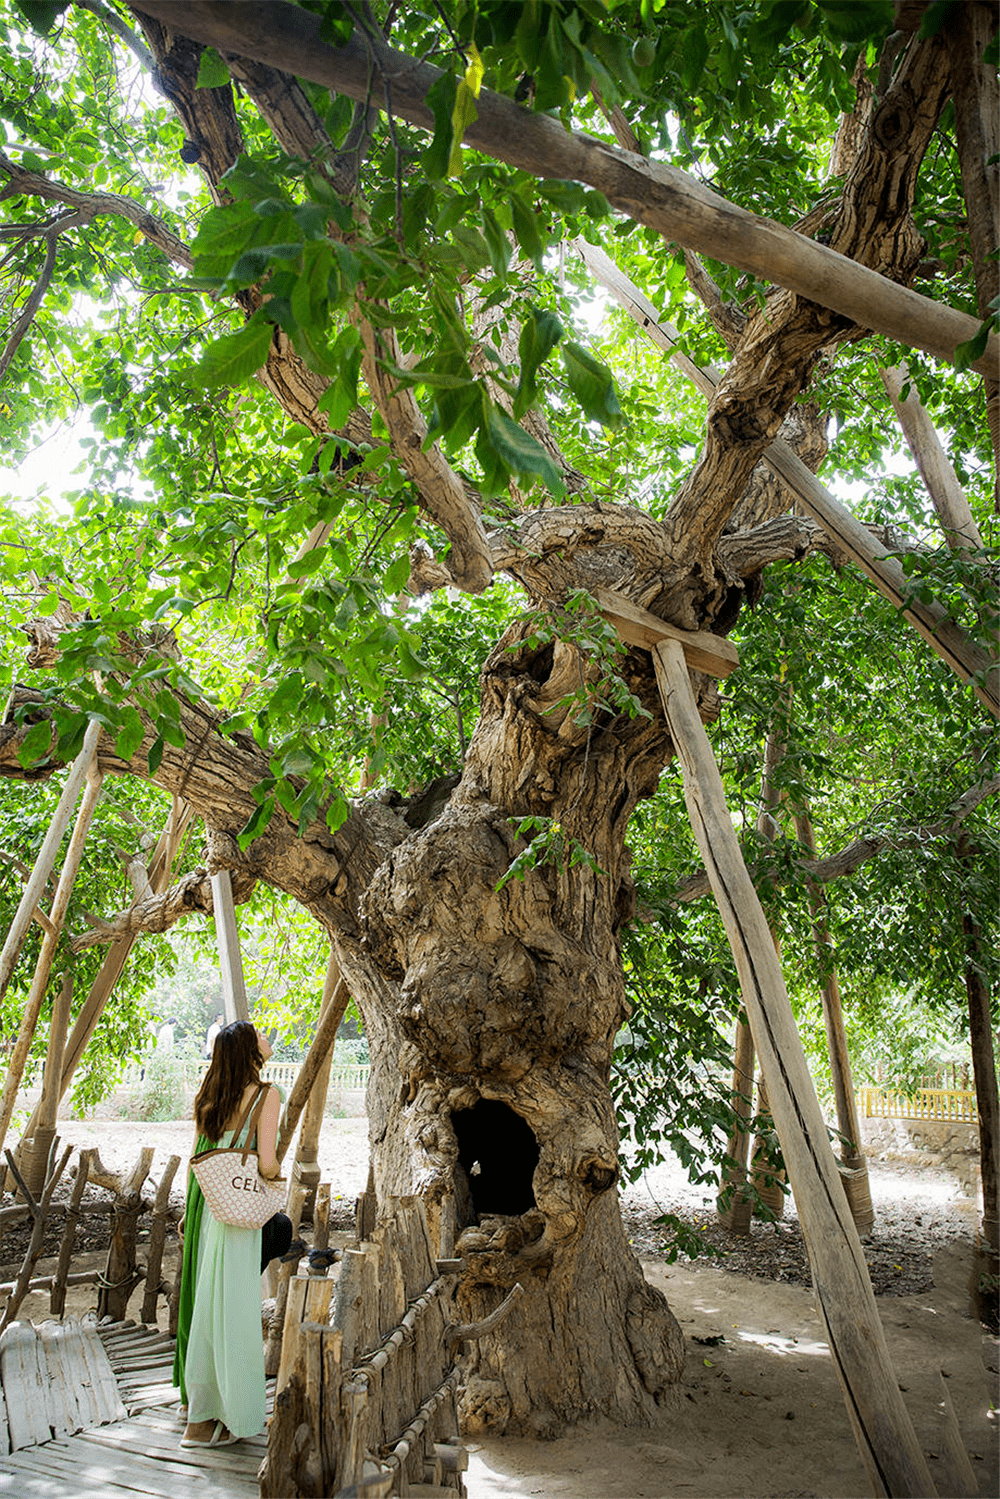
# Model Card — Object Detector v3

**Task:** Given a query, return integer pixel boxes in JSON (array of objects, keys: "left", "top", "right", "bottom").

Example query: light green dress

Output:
[{"left": 174, "top": 1114, "right": 265, "bottom": 1440}]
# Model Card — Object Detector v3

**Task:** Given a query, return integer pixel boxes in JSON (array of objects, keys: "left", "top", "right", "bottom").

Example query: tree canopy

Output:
[{"left": 0, "top": 0, "right": 997, "bottom": 1436}]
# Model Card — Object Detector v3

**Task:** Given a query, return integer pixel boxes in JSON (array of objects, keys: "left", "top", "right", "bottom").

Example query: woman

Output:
[{"left": 174, "top": 1020, "right": 281, "bottom": 1447}]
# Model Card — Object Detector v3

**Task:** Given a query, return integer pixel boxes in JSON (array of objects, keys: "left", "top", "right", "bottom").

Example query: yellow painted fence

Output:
[{"left": 858, "top": 1086, "right": 978, "bottom": 1123}]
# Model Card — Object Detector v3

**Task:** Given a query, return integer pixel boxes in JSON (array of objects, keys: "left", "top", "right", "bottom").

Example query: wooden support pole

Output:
[
  {"left": 98, "top": 1146, "right": 153, "bottom": 1323},
  {"left": 121, "top": 2, "right": 1000, "bottom": 377},
  {"left": 50, "top": 1148, "right": 93, "bottom": 1317},
  {"left": 277, "top": 965, "right": 351, "bottom": 1165},
  {"left": 211, "top": 868, "right": 249, "bottom": 1023},
  {"left": 17, "top": 965, "right": 75, "bottom": 1201},
  {"left": 793, "top": 807, "right": 874, "bottom": 1234},
  {"left": 717, "top": 1016, "right": 755, "bottom": 1233},
  {"left": 0, "top": 720, "right": 100, "bottom": 1005},
  {"left": 0, "top": 763, "right": 103, "bottom": 1165},
  {"left": 264, "top": 1169, "right": 308, "bottom": 1378},
  {"left": 291, "top": 949, "right": 344, "bottom": 1212},
  {"left": 36, "top": 965, "right": 74, "bottom": 1135},
  {"left": 880, "top": 366, "right": 985, "bottom": 553},
  {"left": 652, "top": 635, "right": 936, "bottom": 1499},
  {"left": 15, "top": 801, "right": 195, "bottom": 1153},
  {"left": 141, "top": 1153, "right": 180, "bottom": 1323},
  {"left": 579, "top": 240, "right": 999, "bottom": 719}
]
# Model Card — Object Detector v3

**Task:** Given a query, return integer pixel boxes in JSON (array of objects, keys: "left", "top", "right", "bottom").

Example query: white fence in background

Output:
[{"left": 159, "top": 1058, "right": 370, "bottom": 1095}]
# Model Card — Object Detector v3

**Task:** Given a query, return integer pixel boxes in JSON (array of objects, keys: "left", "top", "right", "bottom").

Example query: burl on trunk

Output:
[{"left": 339, "top": 619, "right": 686, "bottom": 1435}]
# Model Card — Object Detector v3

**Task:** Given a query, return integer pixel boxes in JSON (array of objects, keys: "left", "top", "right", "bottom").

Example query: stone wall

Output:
[{"left": 857, "top": 1114, "right": 980, "bottom": 1197}]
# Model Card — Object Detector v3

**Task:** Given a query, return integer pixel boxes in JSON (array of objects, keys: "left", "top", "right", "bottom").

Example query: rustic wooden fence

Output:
[
  {"left": 262, "top": 1194, "right": 517, "bottom": 1498},
  {"left": 0, "top": 1140, "right": 180, "bottom": 1334}
]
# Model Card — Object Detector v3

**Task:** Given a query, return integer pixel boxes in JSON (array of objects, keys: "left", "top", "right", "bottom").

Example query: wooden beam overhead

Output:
[{"left": 592, "top": 587, "right": 740, "bottom": 679}]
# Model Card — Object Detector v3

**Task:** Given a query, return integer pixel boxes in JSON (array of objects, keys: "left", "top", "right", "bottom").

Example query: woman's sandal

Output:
[{"left": 180, "top": 1419, "right": 239, "bottom": 1448}]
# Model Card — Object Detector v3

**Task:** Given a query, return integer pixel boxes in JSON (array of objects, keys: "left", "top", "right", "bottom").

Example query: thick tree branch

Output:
[
  {"left": 881, "top": 364, "right": 985, "bottom": 552},
  {"left": 0, "top": 229, "right": 58, "bottom": 383},
  {"left": 70, "top": 863, "right": 257, "bottom": 950},
  {"left": 669, "top": 773, "right": 1000, "bottom": 905},
  {"left": 355, "top": 315, "right": 494, "bottom": 593},
  {"left": 0, "top": 686, "right": 403, "bottom": 935},
  {"left": 127, "top": 0, "right": 998, "bottom": 379},
  {"left": 0, "top": 154, "right": 193, "bottom": 269},
  {"left": 663, "top": 29, "right": 953, "bottom": 562}
]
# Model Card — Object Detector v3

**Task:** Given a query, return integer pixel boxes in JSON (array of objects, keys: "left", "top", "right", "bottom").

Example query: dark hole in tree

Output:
[{"left": 452, "top": 1099, "right": 539, "bottom": 1221}]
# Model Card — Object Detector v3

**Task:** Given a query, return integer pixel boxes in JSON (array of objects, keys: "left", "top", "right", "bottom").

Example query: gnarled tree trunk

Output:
[{"left": 333, "top": 619, "right": 686, "bottom": 1432}]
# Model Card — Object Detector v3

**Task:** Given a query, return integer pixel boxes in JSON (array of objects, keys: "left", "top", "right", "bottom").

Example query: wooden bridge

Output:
[{"left": 0, "top": 1315, "right": 272, "bottom": 1498}]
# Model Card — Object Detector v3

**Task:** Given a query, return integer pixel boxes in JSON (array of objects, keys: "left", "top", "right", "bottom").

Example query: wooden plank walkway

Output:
[{"left": 0, "top": 1317, "right": 272, "bottom": 1498}]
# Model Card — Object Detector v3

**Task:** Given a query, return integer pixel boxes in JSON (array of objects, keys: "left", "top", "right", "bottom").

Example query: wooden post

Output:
[
  {"left": 211, "top": 868, "right": 249, "bottom": 1022},
  {"left": 750, "top": 1074, "right": 786, "bottom": 1220},
  {"left": 717, "top": 1015, "right": 754, "bottom": 1233},
  {"left": 0, "top": 720, "right": 100, "bottom": 1005},
  {"left": 958, "top": 836, "right": 999, "bottom": 1253},
  {"left": 14, "top": 802, "right": 195, "bottom": 1154},
  {"left": 291, "top": 949, "right": 344, "bottom": 1213},
  {"left": 0, "top": 763, "right": 103, "bottom": 1164},
  {"left": 264, "top": 1169, "right": 308, "bottom": 1377},
  {"left": 0, "top": 1143, "right": 72, "bottom": 1333},
  {"left": 277, "top": 966, "right": 351, "bottom": 1164},
  {"left": 17, "top": 966, "right": 75, "bottom": 1200},
  {"left": 50, "top": 1148, "right": 93, "bottom": 1317},
  {"left": 653, "top": 635, "right": 936, "bottom": 1499},
  {"left": 880, "top": 366, "right": 984, "bottom": 553},
  {"left": 97, "top": 1147, "right": 153, "bottom": 1322},
  {"left": 141, "top": 1154, "right": 180, "bottom": 1323}
]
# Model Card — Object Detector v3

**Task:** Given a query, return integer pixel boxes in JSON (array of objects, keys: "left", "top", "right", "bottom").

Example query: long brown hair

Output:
[{"left": 194, "top": 1020, "right": 264, "bottom": 1143}]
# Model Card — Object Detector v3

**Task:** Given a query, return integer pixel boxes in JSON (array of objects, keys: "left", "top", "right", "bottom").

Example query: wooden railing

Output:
[{"left": 858, "top": 1086, "right": 977, "bottom": 1122}]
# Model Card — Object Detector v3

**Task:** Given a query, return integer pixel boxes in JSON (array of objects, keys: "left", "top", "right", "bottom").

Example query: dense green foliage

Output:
[{"left": 0, "top": 1, "right": 996, "bottom": 1243}]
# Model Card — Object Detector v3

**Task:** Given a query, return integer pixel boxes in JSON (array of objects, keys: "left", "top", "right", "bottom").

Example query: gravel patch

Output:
[{"left": 620, "top": 1152, "right": 980, "bottom": 1295}]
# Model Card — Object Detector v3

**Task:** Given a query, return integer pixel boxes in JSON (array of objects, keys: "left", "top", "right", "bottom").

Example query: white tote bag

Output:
[{"left": 190, "top": 1083, "right": 286, "bottom": 1229}]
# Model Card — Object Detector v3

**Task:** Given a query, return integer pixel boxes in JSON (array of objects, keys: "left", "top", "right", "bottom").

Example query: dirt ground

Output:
[{"left": 4, "top": 1115, "right": 997, "bottom": 1499}]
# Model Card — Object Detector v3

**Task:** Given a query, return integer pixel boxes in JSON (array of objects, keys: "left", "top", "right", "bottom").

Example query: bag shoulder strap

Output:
[
  {"left": 227, "top": 1080, "right": 265, "bottom": 1152},
  {"left": 238, "top": 1082, "right": 272, "bottom": 1165}
]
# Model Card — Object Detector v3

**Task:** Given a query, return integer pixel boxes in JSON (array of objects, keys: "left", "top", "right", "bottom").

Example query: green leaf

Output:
[
  {"left": 238, "top": 794, "right": 276, "bottom": 850},
  {"left": 192, "top": 320, "right": 274, "bottom": 389},
  {"left": 562, "top": 340, "right": 624, "bottom": 429},
  {"left": 953, "top": 318, "right": 991, "bottom": 373},
  {"left": 147, "top": 735, "right": 164, "bottom": 775},
  {"left": 510, "top": 195, "right": 544, "bottom": 268},
  {"left": 282, "top": 746, "right": 314, "bottom": 776},
  {"left": 12, "top": 0, "right": 67, "bottom": 36},
  {"left": 290, "top": 243, "right": 332, "bottom": 334},
  {"left": 17, "top": 720, "right": 53, "bottom": 768},
  {"left": 286, "top": 547, "right": 327, "bottom": 579},
  {"left": 449, "top": 78, "right": 480, "bottom": 177},
  {"left": 484, "top": 405, "right": 566, "bottom": 497},
  {"left": 515, "top": 304, "right": 563, "bottom": 418},
  {"left": 195, "top": 46, "right": 230, "bottom": 89},
  {"left": 481, "top": 206, "right": 511, "bottom": 276},
  {"left": 384, "top": 553, "right": 411, "bottom": 595},
  {"left": 115, "top": 707, "right": 145, "bottom": 761},
  {"left": 423, "top": 71, "right": 457, "bottom": 181}
]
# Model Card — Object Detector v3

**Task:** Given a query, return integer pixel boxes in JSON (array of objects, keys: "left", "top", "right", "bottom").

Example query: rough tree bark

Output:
[{"left": 351, "top": 619, "right": 687, "bottom": 1433}]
